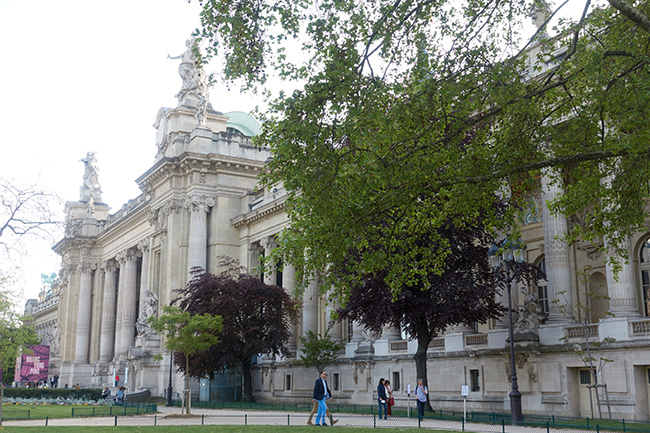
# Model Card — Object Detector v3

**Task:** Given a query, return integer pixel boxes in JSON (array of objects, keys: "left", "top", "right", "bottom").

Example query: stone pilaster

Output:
[
  {"left": 99, "top": 260, "right": 117, "bottom": 363},
  {"left": 74, "top": 261, "right": 96, "bottom": 363},
  {"left": 137, "top": 237, "right": 152, "bottom": 314},
  {"left": 541, "top": 174, "right": 573, "bottom": 323},
  {"left": 184, "top": 195, "right": 214, "bottom": 273}
]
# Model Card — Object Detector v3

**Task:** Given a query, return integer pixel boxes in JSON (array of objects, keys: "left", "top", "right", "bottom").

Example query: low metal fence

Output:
[{"left": 3, "top": 412, "right": 650, "bottom": 432}]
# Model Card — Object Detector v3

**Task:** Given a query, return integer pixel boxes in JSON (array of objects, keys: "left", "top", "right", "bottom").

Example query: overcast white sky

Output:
[{"left": 0, "top": 0, "right": 261, "bottom": 301}]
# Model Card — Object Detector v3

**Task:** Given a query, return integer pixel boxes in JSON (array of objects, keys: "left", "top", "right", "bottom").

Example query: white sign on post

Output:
[
  {"left": 407, "top": 383, "right": 411, "bottom": 394},
  {"left": 461, "top": 385, "right": 469, "bottom": 423}
]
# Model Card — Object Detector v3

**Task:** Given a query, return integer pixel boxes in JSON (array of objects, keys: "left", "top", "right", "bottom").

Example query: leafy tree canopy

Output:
[
  {"left": 149, "top": 304, "right": 222, "bottom": 415},
  {"left": 193, "top": 0, "right": 650, "bottom": 293},
  {"left": 174, "top": 258, "right": 298, "bottom": 402},
  {"left": 335, "top": 216, "right": 541, "bottom": 397}
]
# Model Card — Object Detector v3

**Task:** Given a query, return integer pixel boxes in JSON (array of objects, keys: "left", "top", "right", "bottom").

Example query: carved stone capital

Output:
[
  {"left": 101, "top": 259, "right": 117, "bottom": 272},
  {"left": 259, "top": 235, "right": 277, "bottom": 253},
  {"left": 79, "top": 261, "right": 97, "bottom": 274},
  {"left": 116, "top": 248, "right": 138, "bottom": 264},
  {"left": 183, "top": 194, "right": 215, "bottom": 213},
  {"left": 137, "top": 237, "right": 152, "bottom": 252}
]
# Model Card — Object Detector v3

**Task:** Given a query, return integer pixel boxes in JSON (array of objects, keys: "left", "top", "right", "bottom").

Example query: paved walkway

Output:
[{"left": 1, "top": 406, "right": 592, "bottom": 433}]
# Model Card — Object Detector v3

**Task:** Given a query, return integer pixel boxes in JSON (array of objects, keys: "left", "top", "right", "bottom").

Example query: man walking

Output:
[
  {"left": 312, "top": 370, "right": 332, "bottom": 426},
  {"left": 415, "top": 378, "right": 428, "bottom": 420}
]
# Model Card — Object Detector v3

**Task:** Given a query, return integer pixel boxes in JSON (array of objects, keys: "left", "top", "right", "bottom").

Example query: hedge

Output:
[{"left": 3, "top": 387, "right": 103, "bottom": 401}]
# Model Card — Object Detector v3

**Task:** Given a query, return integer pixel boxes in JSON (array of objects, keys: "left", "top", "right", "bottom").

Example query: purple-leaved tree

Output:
[
  {"left": 336, "top": 218, "right": 540, "bottom": 410},
  {"left": 174, "top": 257, "right": 297, "bottom": 402}
]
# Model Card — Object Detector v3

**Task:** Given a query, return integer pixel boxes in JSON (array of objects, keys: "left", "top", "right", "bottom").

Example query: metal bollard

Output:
[
  {"left": 245, "top": 414, "right": 248, "bottom": 425},
  {"left": 114, "top": 415, "right": 118, "bottom": 426},
  {"left": 374, "top": 414, "right": 376, "bottom": 428},
  {"left": 287, "top": 414, "right": 290, "bottom": 426},
  {"left": 202, "top": 414, "right": 205, "bottom": 425},
  {"left": 154, "top": 414, "right": 157, "bottom": 426},
  {"left": 45, "top": 416, "right": 48, "bottom": 426}
]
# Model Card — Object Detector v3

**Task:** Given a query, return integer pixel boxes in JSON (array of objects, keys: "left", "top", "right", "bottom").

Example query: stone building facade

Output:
[{"left": 28, "top": 39, "right": 650, "bottom": 420}]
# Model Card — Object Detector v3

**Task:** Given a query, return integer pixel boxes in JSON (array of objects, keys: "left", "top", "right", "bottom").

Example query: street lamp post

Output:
[
  {"left": 488, "top": 238, "right": 525, "bottom": 424},
  {"left": 166, "top": 351, "right": 174, "bottom": 407}
]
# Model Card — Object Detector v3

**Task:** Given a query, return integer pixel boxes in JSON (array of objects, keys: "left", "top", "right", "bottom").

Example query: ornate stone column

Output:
[
  {"left": 260, "top": 236, "right": 277, "bottom": 285},
  {"left": 301, "top": 275, "right": 319, "bottom": 340},
  {"left": 74, "top": 261, "right": 96, "bottom": 363},
  {"left": 282, "top": 264, "right": 297, "bottom": 352},
  {"left": 137, "top": 237, "right": 152, "bottom": 314},
  {"left": 99, "top": 260, "right": 117, "bottom": 363},
  {"left": 115, "top": 249, "right": 138, "bottom": 358},
  {"left": 184, "top": 194, "right": 214, "bottom": 274},
  {"left": 605, "top": 237, "right": 641, "bottom": 317},
  {"left": 541, "top": 173, "right": 573, "bottom": 323}
]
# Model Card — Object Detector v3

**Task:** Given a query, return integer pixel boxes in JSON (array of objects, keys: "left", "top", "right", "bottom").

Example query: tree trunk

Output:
[
  {"left": 0, "top": 377, "right": 4, "bottom": 426},
  {"left": 242, "top": 362, "right": 254, "bottom": 402},
  {"left": 185, "top": 355, "right": 191, "bottom": 415},
  {"left": 414, "top": 323, "right": 433, "bottom": 411}
]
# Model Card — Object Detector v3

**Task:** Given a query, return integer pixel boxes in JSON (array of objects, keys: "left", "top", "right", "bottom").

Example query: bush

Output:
[{"left": 4, "top": 387, "right": 103, "bottom": 401}]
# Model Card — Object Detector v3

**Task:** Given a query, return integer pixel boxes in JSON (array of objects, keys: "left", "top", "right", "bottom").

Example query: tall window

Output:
[
  {"left": 639, "top": 238, "right": 650, "bottom": 316},
  {"left": 392, "top": 372, "right": 401, "bottom": 391},
  {"left": 470, "top": 369, "right": 480, "bottom": 392},
  {"left": 276, "top": 259, "right": 283, "bottom": 287},
  {"left": 537, "top": 258, "right": 549, "bottom": 314}
]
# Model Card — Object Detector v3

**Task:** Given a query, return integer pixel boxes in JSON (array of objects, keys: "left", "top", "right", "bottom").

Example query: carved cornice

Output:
[
  {"left": 232, "top": 195, "right": 287, "bottom": 229},
  {"left": 136, "top": 153, "right": 265, "bottom": 193},
  {"left": 97, "top": 205, "right": 151, "bottom": 245}
]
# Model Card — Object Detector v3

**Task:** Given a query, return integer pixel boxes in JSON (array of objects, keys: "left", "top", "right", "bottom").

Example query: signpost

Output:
[
  {"left": 461, "top": 385, "right": 469, "bottom": 423},
  {"left": 407, "top": 383, "right": 412, "bottom": 418}
]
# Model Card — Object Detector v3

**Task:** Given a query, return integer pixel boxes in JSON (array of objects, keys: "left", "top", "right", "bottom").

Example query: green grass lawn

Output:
[
  {"left": 1, "top": 426, "right": 455, "bottom": 433},
  {"left": 1, "top": 404, "right": 150, "bottom": 419}
]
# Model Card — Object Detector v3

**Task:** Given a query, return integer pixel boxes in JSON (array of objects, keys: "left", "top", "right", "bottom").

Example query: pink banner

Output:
[{"left": 17, "top": 345, "right": 49, "bottom": 382}]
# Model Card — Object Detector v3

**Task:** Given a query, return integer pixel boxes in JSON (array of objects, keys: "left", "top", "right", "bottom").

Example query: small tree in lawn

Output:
[
  {"left": 299, "top": 330, "right": 343, "bottom": 373},
  {"left": 0, "top": 272, "right": 40, "bottom": 425},
  {"left": 174, "top": 257, "right": 298, "bottom": 402},
  {"left": 148, "top": 305, "right": 222, "bottom": 415}
]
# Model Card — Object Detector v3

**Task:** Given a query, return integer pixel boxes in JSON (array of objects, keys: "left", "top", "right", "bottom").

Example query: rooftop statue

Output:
[
  {"left": 79, "top": 151, "right": 102, "bottom": 203},
  {"left": 168, "top": 38, "right": 210, "bottom": 125}
]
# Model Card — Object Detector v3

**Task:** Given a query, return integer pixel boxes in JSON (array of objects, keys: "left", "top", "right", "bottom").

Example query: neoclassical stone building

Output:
[{"left": 28, "top": 39, "right": 650, "bottom": 420}]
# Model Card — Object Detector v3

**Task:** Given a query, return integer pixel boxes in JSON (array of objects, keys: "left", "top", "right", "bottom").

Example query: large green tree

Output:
[{"left": 192, "top": 0, "right": 650, "bottom": 292}]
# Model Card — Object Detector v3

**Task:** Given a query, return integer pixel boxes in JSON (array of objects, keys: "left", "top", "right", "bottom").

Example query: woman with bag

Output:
[{"left": 385, "top": 380, "right": 394, "bottom": 419}]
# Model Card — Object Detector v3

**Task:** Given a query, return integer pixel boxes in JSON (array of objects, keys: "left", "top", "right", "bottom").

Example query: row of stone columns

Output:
[
  {"left": 541, "top": 172, "right": 640, "bottom": 322},
  {"left": 73, "top": 194, "right": 215, "bottom": 366}
]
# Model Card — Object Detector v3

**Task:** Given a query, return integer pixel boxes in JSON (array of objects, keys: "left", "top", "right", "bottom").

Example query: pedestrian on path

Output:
[{"left": 415, "top": 378, "right": 428, "bottom": 420}]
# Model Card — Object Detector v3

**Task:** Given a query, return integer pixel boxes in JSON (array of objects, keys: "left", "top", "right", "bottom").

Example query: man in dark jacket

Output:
[{"left": 312, "top": 370, "right": 333, "bottom": 426}]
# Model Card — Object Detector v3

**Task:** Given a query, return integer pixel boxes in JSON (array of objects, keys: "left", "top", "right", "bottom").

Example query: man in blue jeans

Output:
[{"left": 312, "top": 370, "right": 332, "bottom": 426}]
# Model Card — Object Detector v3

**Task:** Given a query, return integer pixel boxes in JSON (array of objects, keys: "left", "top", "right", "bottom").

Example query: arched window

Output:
[
  {"left": 638, "top": 237, "right": 650, "bottom": 317},
  {"left": 536, "top": 258, "right": 549, "bottom": 314}
]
